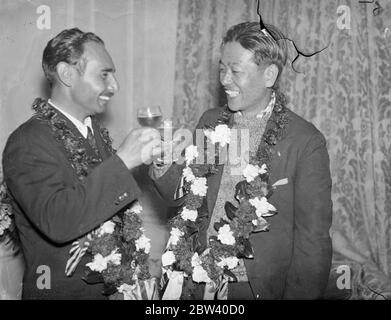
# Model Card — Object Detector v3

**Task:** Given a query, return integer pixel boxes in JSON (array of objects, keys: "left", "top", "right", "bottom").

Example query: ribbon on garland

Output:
[
  {"left": 161, "top": 270, "right": 185, "bottom": 300},
  {"left": 203, "top": 275, "right": 229, "bottom": 300},
  {"left": 118, "top": 277, "right": 160, "bottom": 300}
]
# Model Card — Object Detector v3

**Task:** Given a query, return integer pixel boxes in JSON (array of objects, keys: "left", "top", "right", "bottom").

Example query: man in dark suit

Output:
[
  {"left": 2, "top": 28, "right": 161, "bottom": 299},
  {"left": 152, "top": 22, "right": 332, "bottom": 299}
]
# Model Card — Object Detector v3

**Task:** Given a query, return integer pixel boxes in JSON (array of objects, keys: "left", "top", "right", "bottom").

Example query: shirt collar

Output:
[
  {"left": 234, "top": 91, "right": 276, "bottom": 121},
  {"left": 48, "top": 99, "right": 93, "bottom": 139}
]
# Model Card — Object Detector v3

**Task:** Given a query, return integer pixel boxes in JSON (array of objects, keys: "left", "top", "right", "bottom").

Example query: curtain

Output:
[{"left": 173, "top": 0, "right": 391, "bottom": 279}]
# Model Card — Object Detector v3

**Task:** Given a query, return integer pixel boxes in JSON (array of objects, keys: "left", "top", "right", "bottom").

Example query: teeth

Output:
[
  {"left": 99, "top": 96, "right": 110, "bottom": 101},
  {"left": 225, "top": 90, "right": 239, "bottom": 98}
]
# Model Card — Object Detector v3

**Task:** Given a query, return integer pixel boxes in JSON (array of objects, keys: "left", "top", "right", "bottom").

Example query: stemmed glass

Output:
[
  {"left": 137, "top": 106, "right": 163, "bottom": 129},
  {"left": 136, "top": 106, "right": 174, "bottom": 163}
]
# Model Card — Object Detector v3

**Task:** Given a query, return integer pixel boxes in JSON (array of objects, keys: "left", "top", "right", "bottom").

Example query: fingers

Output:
[
  {"left": 141, "top": 138, "right": 162, "bottom": 163},
  {"left": 137, "top": 128, "right": 160, "bottom": 143}
]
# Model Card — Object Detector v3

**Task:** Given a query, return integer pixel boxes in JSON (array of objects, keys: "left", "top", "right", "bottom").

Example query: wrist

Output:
[{"left": 116, "top": 151, "right": 137, "bottom": 170}]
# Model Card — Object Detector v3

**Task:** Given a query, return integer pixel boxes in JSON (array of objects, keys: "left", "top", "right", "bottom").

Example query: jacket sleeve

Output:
[
  {"left": 283, "top": 132, "right": 333, "bottom": 299},
  {"left": 2, "top": 127, "right": 140, "bottom": 244}
]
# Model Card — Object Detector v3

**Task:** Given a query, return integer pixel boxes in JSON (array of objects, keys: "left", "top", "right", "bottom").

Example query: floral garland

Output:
[
  {"left": 0, "top": 182, "right": 18, "bottom": 245},
  {"left": 162, "top": 91, "right": 289, "bottom": 297},
  {"left": 32, "top": 98, "right": 151, "bottom": 299}
]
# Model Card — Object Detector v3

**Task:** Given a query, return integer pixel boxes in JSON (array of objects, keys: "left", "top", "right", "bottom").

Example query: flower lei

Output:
[
  {"left": 162, "top": 91, "right": 289, "bottom": 296},
  {"left": 32, "top": 98, "right": 151, "bottom": 299},
  {"left": 0, "top": 182, "right": 18, "bottom": 243}
]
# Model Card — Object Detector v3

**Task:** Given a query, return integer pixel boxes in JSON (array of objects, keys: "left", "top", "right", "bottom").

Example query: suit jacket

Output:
[
  {"left": 154, "top": 106, "right": 333, "bottom": 299},
  {"left": 2, "top": 105, "right": 140, "bottom": 299}
]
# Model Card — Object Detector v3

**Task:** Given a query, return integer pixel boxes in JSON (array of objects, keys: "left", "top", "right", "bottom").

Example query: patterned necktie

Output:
[{"left": 86, "top": 126, "right": 101, "bottom": 158}]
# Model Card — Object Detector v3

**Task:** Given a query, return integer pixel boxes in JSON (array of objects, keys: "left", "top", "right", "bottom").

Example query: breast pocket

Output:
[{"left": 269, "top": 176, "right": 294, "bottom": 207}]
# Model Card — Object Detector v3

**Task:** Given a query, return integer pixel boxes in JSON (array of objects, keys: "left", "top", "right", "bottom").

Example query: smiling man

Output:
[
  {"left": 2, "top": 28, "right": 161, "bottom": 299},
  {"left": 154, "top": 22, "right": 333, "bottom": 300}
]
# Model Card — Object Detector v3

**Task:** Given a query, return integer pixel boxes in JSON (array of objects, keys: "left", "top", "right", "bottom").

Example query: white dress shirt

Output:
[{"left": 48, "top": 99, "right": 93, "bottom": 139}]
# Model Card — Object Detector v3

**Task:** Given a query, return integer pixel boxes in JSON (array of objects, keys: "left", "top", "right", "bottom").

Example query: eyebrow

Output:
[
  {"left": 219, "top": 60, "right": 240, "bottom": 67},
  {"left": 102, "top": 67, "right": 116, "bottom": 73}
]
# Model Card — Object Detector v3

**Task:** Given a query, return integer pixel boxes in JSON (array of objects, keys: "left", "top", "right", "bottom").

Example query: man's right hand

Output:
[{"left": 117, "top": 127, "right": 162, "bottom": 170}]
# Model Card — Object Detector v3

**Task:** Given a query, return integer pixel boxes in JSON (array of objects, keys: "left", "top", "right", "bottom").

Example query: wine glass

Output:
[
  {"left": 137, "top": 106, "right": 163, "bottom": 128},
  {"left": 137, "top": 106, "right": 170, "bottom": 163}
]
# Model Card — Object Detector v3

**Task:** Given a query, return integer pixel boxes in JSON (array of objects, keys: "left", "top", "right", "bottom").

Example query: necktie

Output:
[{"left": 86, "top": 126, "right": 101, "bottom": 159}]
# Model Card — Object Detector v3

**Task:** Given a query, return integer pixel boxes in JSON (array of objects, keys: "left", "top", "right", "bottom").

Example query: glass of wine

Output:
[
  {"left": 137, "top": 106, "right": 163, "bottom": 128},
  {"left": 137, "top": 106, "right": 170, "bottom": 163}
]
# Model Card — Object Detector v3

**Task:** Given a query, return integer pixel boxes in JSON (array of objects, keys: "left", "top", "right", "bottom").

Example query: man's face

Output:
[
  {"left": 219, "top": 41, "right": 267, "bottom": 114},
  {"left": 70, "top": 41, "right": 119, "bottom": 117}
]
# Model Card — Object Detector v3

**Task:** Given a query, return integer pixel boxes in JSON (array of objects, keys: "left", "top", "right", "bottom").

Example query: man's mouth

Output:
[
  {"left": 98, "top": 94, "right": 113, "bottom": 103},
  {"left": 225, "top": 90, "right": 240, "bottom": 98}
]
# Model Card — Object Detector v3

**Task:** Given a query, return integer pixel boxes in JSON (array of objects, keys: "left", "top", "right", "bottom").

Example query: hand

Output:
[
  {"left": 117, "top": 127, "right": 162, "bottom": 170},
  {"left": 150, "top": 135, "right": 183, "bottom": 180}
]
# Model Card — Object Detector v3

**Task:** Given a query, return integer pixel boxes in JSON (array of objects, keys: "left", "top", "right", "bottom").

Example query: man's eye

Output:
[
  {"left": 101, "top": 72, "right": 108, "bottom": 79},
  {"left": 232, "top": 70, "right": 240, "bottom": 74}
]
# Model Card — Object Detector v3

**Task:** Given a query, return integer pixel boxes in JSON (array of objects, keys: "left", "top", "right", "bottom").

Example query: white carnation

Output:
[
  {"left": 204, "top": 124, "right": 231, "bottom": 147},
  {"left": 217, "top": 256, "right": 239, "bottom": 270},
  {"left": 117, "top": 283, "right": 135, "bottom": 300},
  {"left": 181, "top": 207, "right": 198, "bottom": 222},
  {"left": 192, "top": 265, "right": 211, "bottom": 283},
  {"left": 135, "top": 234, "right": 151, "bottom": 254},
  {"left": 106, "top": 249, "right": 122, "bottom": 266},
  {"left": 130, "top": 202, "right": 143, "bottom": 214},
  {"left": 242, "top": 164, "right": 267, "bottom": 182},
  {"left": 162, "top": 250, "right": 176, "bottom": 267},
  {"left": 169, "top": 227, "right": 184, "bottom": 246},
  {"left": 259, "top": 163, "right": 267, "bottom": 174},
  {"left": 191, "top": 252, "right": 201, "bottom": 268},
  {"left": 190, "top": 177, "right": 207, "bottom": 197},
  {"left": 86, "top": 253, "right": 108, "bottom": 272},
  {"left": 217, "top": 224, "right": 235, "bottom": 246},
  {"left": 98, "top": 220, "right": 115, "bottom": 236},
  {"left": 182, "top": 167, "right": 196, "bottom": 182},
  {"left": 249, "top": 197, "right": 277, "bottom": 218},
  {"left": 185, "top": 145, "right": 199, "bottom": 164}
]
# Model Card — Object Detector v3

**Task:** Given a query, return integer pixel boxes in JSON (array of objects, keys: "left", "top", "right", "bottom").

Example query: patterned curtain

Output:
[{"left": 173, "top": 0, "right": 391, "bottom": 282}]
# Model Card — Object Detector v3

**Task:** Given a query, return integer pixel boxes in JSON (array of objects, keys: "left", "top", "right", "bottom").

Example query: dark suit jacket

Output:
[
  {"left": 154, "top": 106, "right": 333, "bottom": 300},
  {"left": 2, "top": 107, "right": 140, "bottom": 299}
]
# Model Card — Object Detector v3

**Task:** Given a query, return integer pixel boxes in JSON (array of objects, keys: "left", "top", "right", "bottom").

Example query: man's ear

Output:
[
  {"left": 264, "top": 64, "right": 279, "bottom": 88},
  {"left": 56, "top": 62, "right": 73, "bottom": 87}
]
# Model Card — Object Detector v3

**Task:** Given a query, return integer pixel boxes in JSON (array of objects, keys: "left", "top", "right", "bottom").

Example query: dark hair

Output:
[
  {"left": 222, "top": 22, "right": 288, "bottom": 88},
  {"left": 42, "top": 28, "right": 104, "bottom": 85}
]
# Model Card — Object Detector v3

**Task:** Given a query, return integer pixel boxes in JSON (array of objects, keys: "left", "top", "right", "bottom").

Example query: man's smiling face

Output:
[
  {"left": 219, "top": 41, "right": 268, "bottom": 115},
  {"left": 70, "top": 41, "right": 119, "bottom": 117}
]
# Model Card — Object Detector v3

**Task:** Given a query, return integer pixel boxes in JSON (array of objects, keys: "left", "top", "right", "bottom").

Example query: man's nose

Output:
[
  {"left": 108, "top": 75, "right": 119, "bottom": 93},
  {"left": 220, "top": 69, "right": 233, "bottom": 86}
]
